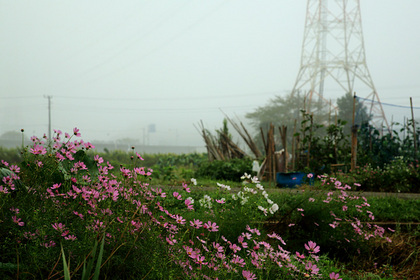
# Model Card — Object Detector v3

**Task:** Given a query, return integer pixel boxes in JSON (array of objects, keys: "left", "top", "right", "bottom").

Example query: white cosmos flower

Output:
[
  {"left": 262, "top": 191, "right": 268, "bottom": 199},
  {"left": 269, "top": 203, "right": 279, "bottom": 214},
  {"left": 240, "top": 197, "right": 248, "bottom": 205},
  {"left": 241, "top": 173, "right": 251, "bottom": 180},
  {"left": 258, "top": 205, "right": 268, "bottom": 216},
  {"left": 217, "top": 182, "right": 231, "bottom": 191},
  {"left": 267, "top": 198, "right": 273, "bottom": 204},
  {"left": 256, "top": 184, "right": 264, "bottom": 191}
]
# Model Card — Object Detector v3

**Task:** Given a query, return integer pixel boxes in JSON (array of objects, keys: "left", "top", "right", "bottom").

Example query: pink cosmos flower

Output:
[
  {"left": 135, "top": 152, "right": 144, "bottom": 160},
  {"left": 73, "top": 127, "right": 81, "bottom": 137},
  {"left": 242, "top": 270, "right": 257, "bottom": 280},
  {"left": 156, "top": 188, "right": 166, "bottom": 198},
  {"left": 12, "top": 216, "right": 25, "bottom": 226},
  {"left": 267, "top": 232, "right": 286, "bottom": 245},
  {"left": 56, "top": 152, "right": 66, "bottom": 162},
  {"left": 231, "top": 255, "right": 246, "bottom": 267},
  {"left": 213, "top": 242, "right": 224, "bottom": 253},
  {"left": 185, "top": 199, "right": 194, "bottom": 210},
  {"left": 73, "top": 211, "right": 84, "bottom": 219},
  {"left": 238, "top": 235, "right": 248, "bottom": 248},
  {"left": 173, "top": 192, "right": 182, "bottom": 200},
  {"left": 84, "top": 142, "right": 94, "bottom": 150},
  {"left": 190, "top": 219, "right": 203, "bottom": 229},
  {"left": 51, "top": 183, "right": 61, "bottom": 190},
  {"left": 42, "top": 240, "right": 56, "bottom": 248},
  {"left": 65, "top": 235, "right": 77, "bottom": 241},
  {"left": 52, "top": 223, "right": 66, "bottom": 232},
  {"left": 94, "top": 155, "right": 104, "bottom": 164},
  {"left": 174, "top": 215, "right": 186, "bottom": 225},
  {"left": 9, "top": 165, "right": 20, "bottom": 173},
  {"left": 203, "top": 221, "right": 219, "bottom": 232},
  {"left": 195, "top": 255, "right": 207, "bottom": 265},
  {"left": 305, "top": 262, "right": 319, "bottom": 275},
  {"left": 216, "top": 198, "right": 226, "bottom": 204},
  {"left": 296, "top": 251, "right": 305, "bottom": 259},
  {"left": 184, "top": 246, "right": 198, "bottom": 259},
  {"left": 229, "top": 243, "right": 241, "bottom": 253},
  {"left": 30, "top": 144, "right": 47, "bottom": 155},
  {"left": 329, "top": 272, "right": 342, "bottom": 280},
  {"left": 305, "top": 241, "right": 320, "bottom": 254},
  {"left": 307, "top": 173, "right": 314, "bottom": 178},
  {"left": 10, "top": 207, "right": 19, "bottom": 214}
]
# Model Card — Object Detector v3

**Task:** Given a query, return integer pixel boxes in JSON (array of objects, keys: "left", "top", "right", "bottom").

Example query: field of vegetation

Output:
[{"left": 0, "top": 128, "right": 419, "bottom": 279}]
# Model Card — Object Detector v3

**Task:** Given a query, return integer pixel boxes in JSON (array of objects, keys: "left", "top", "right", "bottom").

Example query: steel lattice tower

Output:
[{"left": 291, "top": 0, "right": 388, "bottom": 129}]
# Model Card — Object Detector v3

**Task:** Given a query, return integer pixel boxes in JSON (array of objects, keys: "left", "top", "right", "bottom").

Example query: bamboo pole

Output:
[
  {"left": 410, "top": 97, "right": 418, "bottom": 157},
  {"left": 351, "top": 93, "right": 358, "bottom": 171}
]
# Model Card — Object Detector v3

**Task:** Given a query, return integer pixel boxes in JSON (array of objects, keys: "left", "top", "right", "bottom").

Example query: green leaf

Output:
[
  {"left": 93, "top": 233, "right": 106, "bottom": 280},
  {"left": 61, "top": 244, "right": 71, "bottom": 280}
]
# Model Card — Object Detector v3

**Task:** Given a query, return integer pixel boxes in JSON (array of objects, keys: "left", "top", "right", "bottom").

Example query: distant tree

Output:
[
  {"left": 0, "top": 131, "right": 26, "bottom": 141},
  {"left": 245, "top": 92, "right": 330, "bottom": 150},
  {"left": 336, "top": 93, "right": 371, "bottom": 135}
]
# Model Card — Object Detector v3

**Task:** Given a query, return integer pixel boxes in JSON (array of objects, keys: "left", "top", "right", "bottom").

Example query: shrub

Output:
[{"left": 195, "top": 158, "right": 253, "bottom": 181}]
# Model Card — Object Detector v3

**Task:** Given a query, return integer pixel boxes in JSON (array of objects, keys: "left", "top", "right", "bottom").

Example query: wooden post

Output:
[
  {"left": 351, "top": 93, "right": 358, "bottom": 171},
  {"left": 292, "top": 119, "right": 297, "bottom": 171},
  {"left": 328, "top": 99, "right": 332, "bottom": 126},
  {"left": 410, "top": 97, "right": 418, "bottom": 157},
  {"left": 307, "top": 113, "right": 313, "bottom": 168},
  {"left": 279, "top": 126, "right": 288, "bottom": 172}
]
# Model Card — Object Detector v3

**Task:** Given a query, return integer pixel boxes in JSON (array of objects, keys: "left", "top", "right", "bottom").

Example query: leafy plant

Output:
[{"left": 194, "top": 158, "right": 253, "bottom": 181}]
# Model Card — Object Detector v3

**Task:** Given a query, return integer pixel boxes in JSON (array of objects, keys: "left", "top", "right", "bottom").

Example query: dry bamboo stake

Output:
[
  {"left": 410, "top": 97, "right": 418, "bottom": 156},
  {"left": 260, "top": 127, "right": 267, "bottom": 153}
]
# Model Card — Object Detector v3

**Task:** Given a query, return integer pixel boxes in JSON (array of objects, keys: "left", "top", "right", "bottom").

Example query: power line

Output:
[{"left": 50, "top": 0, "right": 230, "bottom": 92}]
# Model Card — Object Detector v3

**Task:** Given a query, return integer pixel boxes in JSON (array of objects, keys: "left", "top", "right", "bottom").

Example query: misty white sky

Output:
[{"left": 1, "top": 0, "right": 420, "bottom": 147}]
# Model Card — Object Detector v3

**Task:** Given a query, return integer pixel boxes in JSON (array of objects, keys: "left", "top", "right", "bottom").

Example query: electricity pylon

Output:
[{"left": 290, "top": 0, "right": 389, "bottom": 130}]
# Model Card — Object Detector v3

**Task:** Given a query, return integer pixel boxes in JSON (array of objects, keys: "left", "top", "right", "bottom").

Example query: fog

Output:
[{"left": 1, "top": 0, "right": 420, "bottom": 148}]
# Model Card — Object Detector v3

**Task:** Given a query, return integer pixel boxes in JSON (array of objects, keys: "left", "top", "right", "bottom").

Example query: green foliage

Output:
[
  {"left": 0, "top": 146, "right": 23, "bottom": 164},
  {"left": 338, "top": 158, "right": 420, "bottom": 193},
  {"left": 195, "top": 158, "right": 253, "bottom": 181},
  {"left": 150, "top": 153, "right": 206, "bottom": 183},
  {"left": 337, "top": 93, "right": 371, "bottom": 135},
  {"left": 357, "top": 121, "right": 420, "bottom": 168},
  {"left": 295, "top": 111, "right": 351, "bottom": 174}
]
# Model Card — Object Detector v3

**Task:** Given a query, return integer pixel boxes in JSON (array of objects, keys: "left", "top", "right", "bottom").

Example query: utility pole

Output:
[
  {"left": 44, "top": 95, "right": 52, "bottom": 141},
  {"left": 290, "top": 0, "right": 389, "bottom": 131}
]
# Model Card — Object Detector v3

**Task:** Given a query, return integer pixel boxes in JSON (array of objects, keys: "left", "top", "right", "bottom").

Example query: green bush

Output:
[
  {"left": 194, "top": 158, "right": 253, "bottom": 181},
  {"left": 0, "top": 147, "right": 22, "bottom": 165},
  {"left": 337, "top": 157, "right": 420, "bottom": 193}
]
